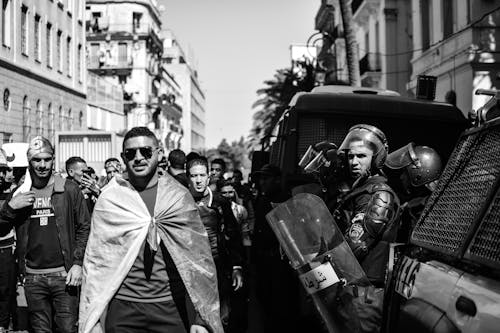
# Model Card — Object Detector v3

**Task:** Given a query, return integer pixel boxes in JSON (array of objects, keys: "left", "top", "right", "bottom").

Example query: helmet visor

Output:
[
  {"left": 385, "top": 143, "right": 418, "bottom": 170},
  {"left": 298, "top": 145, "right": 320, "bottom": 170},
  {"left": 338, "top": 128, "right": 385, "bottom": 158},
  {"left": 304, "top": 152, "right": 328, "bottom": 173}
]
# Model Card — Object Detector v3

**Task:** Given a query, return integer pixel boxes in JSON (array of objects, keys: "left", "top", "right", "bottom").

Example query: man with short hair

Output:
[
  {"left": 0, "top": 136, "right": 91, "bottom": 333},
  {"left": 333, "top": 124, "right": 400, "bottom": 333},
  {"left": 168, "top": 149, "right": 189, "bottom": 188},
  {"left": 80, "top": 127, "right": 222, "bottom": 333},
  {"left": 187, "top": 157, "right": 243, "bottom": 330},
  {"left": 209, "top": 158, "right": 226, "bottom": 191},
  {"left": 65, "top": 156, "right": 100, "bottom": 213},
  {"left": 104, "top": 157, "right": 121, "bottom": 180}
]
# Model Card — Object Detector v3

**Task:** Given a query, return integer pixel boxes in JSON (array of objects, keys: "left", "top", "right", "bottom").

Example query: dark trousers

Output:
[
  {"left": 105, "top": 298, "right": 187, "bottom": 333},
  {"left": 254, "top": 254, "right": 301, "bottom": 333},
  {"left": 228, "top": 281, "right": 249, "bottom": 333},
  {"left": 0, "top": 247, "right": 17, "bottom": 329},
  {"left": 24, "top": 272, "right": 78, "bottom": 333}
]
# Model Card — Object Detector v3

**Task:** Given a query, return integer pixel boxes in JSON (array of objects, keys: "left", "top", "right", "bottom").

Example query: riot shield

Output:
[
  {"left": 266, "top": 193, "right": 371, "bottom": 333},
  {"left": 266, "top": 193, "right": 369, "bottom": 285}
]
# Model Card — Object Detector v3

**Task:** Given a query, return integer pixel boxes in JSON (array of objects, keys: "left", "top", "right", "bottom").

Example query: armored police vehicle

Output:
[
  {"left": 253, "top": 85, "right": 467, "bottom": 192},
  {"left": 384, "top": 90, "right": 500, "bottom": 333}
]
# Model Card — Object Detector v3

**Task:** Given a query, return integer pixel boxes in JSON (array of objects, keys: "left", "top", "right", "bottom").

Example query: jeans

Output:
[
  {"left": 24, "top": 271, "right": 78, "bottom": 333},
  {"left": 0, "top": 247, "right": 16, "bottom": 329}
]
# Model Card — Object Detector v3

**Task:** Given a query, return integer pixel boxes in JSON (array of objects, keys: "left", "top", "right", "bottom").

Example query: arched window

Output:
[
  {"left": 79, "top": 110, "right": 84, "bottom": 128},
  {"left": 36, "top": 100, "right": 43, "bottom": 135},
  {"left": 68, "top": 108, "right": 73, "bottom": 130},
  {"left": 58, "top": 106, "right": 64, "bottom": 130},
  {"left": 48, "top": 103, "right": 54, "bottom": 140},
  {"left": 22, "top": 96, "right": 31, "bottom": 141},
  {"left": 3, "top": 89, "right": 11, "bottom": 112}
]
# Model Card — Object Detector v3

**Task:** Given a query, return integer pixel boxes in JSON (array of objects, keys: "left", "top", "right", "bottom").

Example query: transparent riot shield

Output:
[
  {"left": 266, "top": 193, "right": 369, "bottom": 284},
  {"left": 266, "top": 193, "right": 370, "bottom": 333}
]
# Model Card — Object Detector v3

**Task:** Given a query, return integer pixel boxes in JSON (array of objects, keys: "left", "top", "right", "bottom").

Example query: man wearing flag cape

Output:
[{"left": 79, "top": 127, "right": 222, "bottom": 333}]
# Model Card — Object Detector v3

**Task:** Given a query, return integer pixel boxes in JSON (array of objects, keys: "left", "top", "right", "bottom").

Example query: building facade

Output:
[
  {"left": 161, "top": 30, "right": 206, "bottom": 152},
  {"left": 87, "top": 72, "right": 125, "bottom": 133},
  {"left": 316, "top": 0, "right": 413, "bottom": 95},
  {"left": 408, "top": 0, "right": 500, "bottom": 113},
  {"left": 155, "top": 64, "right": 183, "bottom": 152},
  {"left": 86, "top": 0, "right": 164, "bottom": 133},
  {"left": 0, "top": 0, "right": 87, "bottom": 144}
]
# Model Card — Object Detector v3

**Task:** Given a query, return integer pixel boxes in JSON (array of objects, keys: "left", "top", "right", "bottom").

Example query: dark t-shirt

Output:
[
  {"left": 26, "top": 183, "right": 65, "bottom": 269},
  {"left": 116, "top": 182, "right": 172, "bottom": 303}
]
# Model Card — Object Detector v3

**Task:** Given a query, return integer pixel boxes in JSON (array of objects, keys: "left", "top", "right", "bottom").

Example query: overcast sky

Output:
[{"left": 159, "top": 0, "right": 319, "bottom": 148}]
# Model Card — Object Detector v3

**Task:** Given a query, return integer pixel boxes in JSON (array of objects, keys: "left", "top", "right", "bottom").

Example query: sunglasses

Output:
[{"left": 123, "top": 146, "right": 158, "bottom": 160}]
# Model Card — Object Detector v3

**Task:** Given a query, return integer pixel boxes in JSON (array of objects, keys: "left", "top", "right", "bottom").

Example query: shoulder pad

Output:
[{"left": 363, "top": 190, "right": 399, "bottom": 237}]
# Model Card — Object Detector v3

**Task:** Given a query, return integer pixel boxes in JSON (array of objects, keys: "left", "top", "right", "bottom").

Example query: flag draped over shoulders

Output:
[{"left": 79, "top": 174, "right": 222, "bottom": 333}]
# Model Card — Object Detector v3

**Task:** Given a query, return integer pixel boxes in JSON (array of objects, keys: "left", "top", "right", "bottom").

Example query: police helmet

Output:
[
  {"left": 338, "top": 124, "right": 389, "bottom": 169},
  {"left": 385, "top": 142, "right": 442, "bottom": 187}
]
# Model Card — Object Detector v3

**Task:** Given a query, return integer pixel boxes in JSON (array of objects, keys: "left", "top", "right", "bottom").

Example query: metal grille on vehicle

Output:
[
  {"left": 465, "top": 188, "right": 500, "bottom": 269},
  {"left": 297, "top": 117, "right": 326, "bottom": 162},
  {"left": 412, "top": 124, "right": 500, "bottom": 258}
]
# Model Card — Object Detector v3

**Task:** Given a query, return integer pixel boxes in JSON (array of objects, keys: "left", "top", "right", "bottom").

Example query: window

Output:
[
  {"left": 66, "top": 36, "right": 72, "bottom": 76},
  {"left": 46, "top": 23, "right": 52, "bottom": 67},
  {"left": 79, "top": 111, "right": 83, "bottom": 128},
  {"left": 2, "top": 0, "right": 11, "bottom": 47},
  {"left": 58, "top": 105, "right": 63, "bottom": 130},
  {"left": 91, "top": 11, "right": 101, "bottom": 31},
  {"left": 443, "top": 0, "right": 454, "bottom": 39},
  {"left": 132, "top": 12, "right": 142, "bottom": 32},
  {"left": 34, "top": 14, "right": 41, "bottom": 61},
  {"left": 118, "top": 42, "right": 127, "bottom": 66},
  {"left": 89, "top": 43, "right": 99, "bottom": 67},
  {"left": 57, "top": 30, "right": 62, "bottom": 72},
  {"left": 22, "top": 96, "right": 31, "bottom": 141},
  {"left": 36, "top": 100, "right": 42, "bottom": 135},
  {"left": 67, "top": 109, "right": 72, "bottom": 130},
  {"left": 48, "top": 103, "right": 54, "bottom": 140},
  {"left": 420, "top": 0, "right": 430, "bottom": 50},
  {"left": 77, "top": 44, "right": 82, "bottom": 81},
  {"left": 3, "top": 88, "right": 10, "bottom": 112},
  {"left": 21, "top": 5, "right": 28, "bottom": 55}
]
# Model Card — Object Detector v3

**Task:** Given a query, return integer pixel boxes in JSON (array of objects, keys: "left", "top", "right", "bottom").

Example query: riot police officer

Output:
[
  {"left": 333, "top": 124, "right": 400, "bottom": 333},
  {"left": 385, "top": 143, "right": 442, "bottom": 242}
]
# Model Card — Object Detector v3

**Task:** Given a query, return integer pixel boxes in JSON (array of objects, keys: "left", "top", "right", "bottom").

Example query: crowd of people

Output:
[{"left": 0, "top": 124, "right": 443, "bottom": 333}]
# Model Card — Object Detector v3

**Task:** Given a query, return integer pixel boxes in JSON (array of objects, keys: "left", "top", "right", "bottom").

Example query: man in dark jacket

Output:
[
  {"left": 0, "top": 136, "right": 90, "bottom": 333},
  {"left": 187, "top": 156, "right": 243, "bottom": 329},
  {"left": 333, "top": 125, "right": 400, "bottom": 333},
  {"left": 65, "top": 156, "right": 100, "bottom": 214}
]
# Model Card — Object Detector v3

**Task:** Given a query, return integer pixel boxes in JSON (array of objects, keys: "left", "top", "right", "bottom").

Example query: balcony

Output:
[
  {"left": 88, "top": 52, "right": 133, "bottom": 76},
  {"left": 86, "top": 22, "right": 163, "bottom": 52},
  {"left": 411, "top": 25, "right": 500, "bottom": 81},
  {"left": 359, "top": 53, "right": 381, "bottom": 75}
]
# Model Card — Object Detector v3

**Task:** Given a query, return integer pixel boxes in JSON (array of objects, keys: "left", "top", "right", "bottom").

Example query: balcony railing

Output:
[
  {"left": 359, "top": 53, "right": 381, "bottom": 76},
  {"left": 88, "top": 52, "right": 133, "bottom": 70},
  {"left": 86, "top": 21, "right": 160, "bottom": 37}
]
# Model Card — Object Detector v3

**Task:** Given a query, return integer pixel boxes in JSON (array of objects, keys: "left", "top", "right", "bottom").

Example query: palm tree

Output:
[
  {"left": 249, "top": 61, "right": 315, "bottom": 151},
  {"left": 339, "top": 0, "right": 360, "bottom": 86}
]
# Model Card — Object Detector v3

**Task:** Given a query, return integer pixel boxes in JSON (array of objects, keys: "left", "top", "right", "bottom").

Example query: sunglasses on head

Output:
[{"left": 123, "top": 146, "right": 157, "bottom": 160}]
